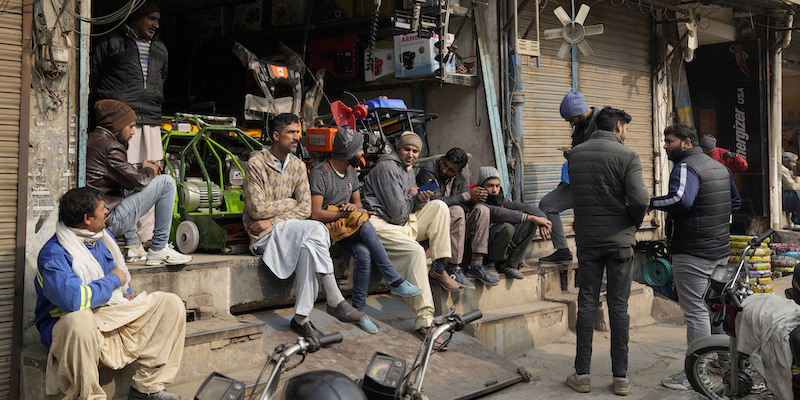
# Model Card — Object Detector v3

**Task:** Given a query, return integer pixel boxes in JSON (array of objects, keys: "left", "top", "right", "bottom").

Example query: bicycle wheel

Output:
[{"left": 685, "top": 346, "right": 772, "bottom": 399}]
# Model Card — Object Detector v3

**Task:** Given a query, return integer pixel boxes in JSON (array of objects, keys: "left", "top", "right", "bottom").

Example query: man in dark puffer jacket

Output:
[
  {"left": 566, "top": 107, "right": 648, "bottom": 396},
  {"left": 652, "top": 124, "right": 741, "bottom": 390}
]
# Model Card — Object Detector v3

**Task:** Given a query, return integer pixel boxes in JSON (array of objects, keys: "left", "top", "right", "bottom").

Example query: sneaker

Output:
[
  {"left": 566, "top": 372, "right": 591, "bottom": 393},
  {"left": 447, "top": 266, "right": 475, "bottom": 289},
  {"left": 357, "top": 316, "right": 379, "bottom": 334},
  {"left": 146, "top": 244, "right": 192, "bottom": 266},
  {"left": 613, "top": 376, "right": 631, "bottom": 396},
  {"left": 428, "top": 269, "right": 462, "bottom": 292},
  {"left": 326, "top": 300, "right": 365, "bottom": 323},
  {"left": 467, "top": 265, "right": 500, "bottom": 286},
  {"left": 389, "top": 281, "right": 423, "bottom": 297},
  {"left": 539, "top": 248, "right": 573, "bottom": 264},
  {"left": 126, "top": 243, "right": 147, "bottom": 263},
  {"left": 661, "top": 370, "right": 689, "bottom": 390},
  {"left": 485, "top": 265, "right": 501, "bottom": 280},
  {"left": 128, "top": 387, "right": 181, "bottom": 400}
]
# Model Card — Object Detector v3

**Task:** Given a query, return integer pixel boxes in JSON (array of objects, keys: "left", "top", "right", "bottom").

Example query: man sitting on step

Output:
[
  {"left": 85, "top": 99, "right": 191, "bottom": 266},
  {"left": 473, "top": 166, "right": 552, "bottom": 278},
  {"left": 243, "top": 113, "right": 366, "bottom": 338},
  {"left": 35, "top": 187, "right": 185, "bottom": 400}
]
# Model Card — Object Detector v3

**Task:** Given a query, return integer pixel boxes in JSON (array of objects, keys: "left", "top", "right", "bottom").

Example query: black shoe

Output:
[
  {"left": 500, "top": 266, "right": 524, "bottom": 280},
  {"left": 129, "top": 387, "right": 181, "bottom": 400},
  {"left": 326, "top": 300, "right": 365, "bottom": 323},
  {"left": 539, "top": 249, "right": 573, "bottom": 264},
  {"left": 290, "top": 318, "right": 324, "bottom": 338}
]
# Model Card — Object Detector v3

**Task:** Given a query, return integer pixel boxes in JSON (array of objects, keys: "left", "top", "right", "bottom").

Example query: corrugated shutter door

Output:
[
  {"left": 518, "top": 2, "right": 653, "bottom": 235},
  {"left": 0, "top": 1, "right": 22, "bottom": 398}
]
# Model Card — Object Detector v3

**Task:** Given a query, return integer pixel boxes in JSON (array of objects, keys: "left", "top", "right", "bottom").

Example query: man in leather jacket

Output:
[{"left": 86, "top": 99, "right": 190, "bottom": 266}]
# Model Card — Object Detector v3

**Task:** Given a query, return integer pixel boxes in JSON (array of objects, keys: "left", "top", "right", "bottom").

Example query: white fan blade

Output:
[
  {"left": 575, "top": 4, "right": 591, "bottom": 25},
  {"left": 584, "top": 24, "right": 604, "bottom": 36},
  {"left": 576, "top": 39, "right": 593, "bottom": 56},
  {"left": 558, "top": 42, "right": 571, "bottom": 59},
  {"left": 554, "top": 6, "right": 572, "bottom": 27},
  {"left": 543, "top": 27, "right": 563, "bottom": 40}
]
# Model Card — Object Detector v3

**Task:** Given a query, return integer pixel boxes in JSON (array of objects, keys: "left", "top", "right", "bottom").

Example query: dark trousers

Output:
[
  {"left": 574, "top": 246, "right": 635, "bottom": 377},
  {"left": 484, "top": 221, "right": 537, "bottom": 269},
  {"left": 783, "top": 190, "right": 800, "bottom": 225}
]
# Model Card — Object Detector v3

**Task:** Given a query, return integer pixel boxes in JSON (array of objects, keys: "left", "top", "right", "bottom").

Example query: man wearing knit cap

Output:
[
  {"left": 473, "top": 166, "right": 552, "bottom": 279},
  {"left": 781, "top": 152, "right": 800, "bottom": 229},
  {"left": 416, "top": 147, "right": 499, "bottom": 286},
  {"left": 86, "top": 99, "right": 191, "bottom": 266},
  {"left": 539, "top": 91, "right": 600, "bottom": 265},
  {"left": 362, "top": 131, "right": 455, "bottom": 348},
  {"left": 699, "top": 134, "right": 748, "bottom": 172},
  {"left": 92, "top": 0, "right": 167, "bottom": 249},
  {"left": 309, "top": 127, "right": 422, "bottom": 334}
]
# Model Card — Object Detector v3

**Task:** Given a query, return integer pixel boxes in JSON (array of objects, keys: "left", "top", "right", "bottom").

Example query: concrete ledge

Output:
[
  {"left": 471, "top": 301, "right": 569, "bottom": 356},
  {"left": 431, "top": 268, "right": 541, "bottom": 315}
]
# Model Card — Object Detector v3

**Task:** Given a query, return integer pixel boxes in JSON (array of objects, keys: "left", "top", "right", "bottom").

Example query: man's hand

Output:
[
  {"left": 124, "top": 291, "right": 136, "bottom": 301},
  {"left": 722, "top": 151, "right": 736, "bottom": 160},
  {"left": 110, "top": 268, "right": 128, "bottom": 286},
  {"left": 247, "top": 219, "right": 273, "bottom": 234},
  {"left": 469, "top": 186, "right": 488, "bottom": 203},
  {"left": 416, "top": 190, "right": 434, "bottom": 202},
  {"left": 340, "top": 203, "right": 358, "bottom": 212},
  {"left": 529, "top": 216, "right": 552, "bottom": 240},
  {"left": 408, "top": 186, "right": 419, "bottom": 197},
  {"left": 142, "top": 160, "right": 162, "bottom": 175},
  {"left": 561, "top": 147, "right": 571, "bottom": 160}
]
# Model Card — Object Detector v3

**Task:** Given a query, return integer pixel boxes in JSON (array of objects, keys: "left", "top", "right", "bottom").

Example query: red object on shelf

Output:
[{"left": 309, "top": 35, "right": 361, "bottom": 78}]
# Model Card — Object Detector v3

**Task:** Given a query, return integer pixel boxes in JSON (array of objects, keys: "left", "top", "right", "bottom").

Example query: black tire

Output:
[{"left": 685, "top": 345, "right": 772, "bottom": 399}]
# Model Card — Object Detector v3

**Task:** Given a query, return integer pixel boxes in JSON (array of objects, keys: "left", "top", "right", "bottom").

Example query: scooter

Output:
[
  {"left": 194, "top": 307, "right": 483, "bottom": 400},
  {"left": 683, "top": 229, "right": 774, "bottom": 399}
]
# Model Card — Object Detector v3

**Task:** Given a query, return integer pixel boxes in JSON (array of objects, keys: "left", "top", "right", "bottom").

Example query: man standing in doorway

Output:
[
  {"left": 539, "top": 92, "right": 600, "bottom": 264},
  {"left": 565, "top": 107, "right": 648, "bottom": 396},
  {"left": 653, "top": 124, "right": 741, "bottom": 390}
]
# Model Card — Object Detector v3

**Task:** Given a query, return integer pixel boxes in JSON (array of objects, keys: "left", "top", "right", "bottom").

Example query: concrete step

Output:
[
  {"left": 469, "top": 301, "right": 569, "bottom": 357},
  {"left": 430, "top": 267, "right": 542, "bottom": 315},
  {"left": 544, "top": 282, "right": 656, "bottom": 332}
]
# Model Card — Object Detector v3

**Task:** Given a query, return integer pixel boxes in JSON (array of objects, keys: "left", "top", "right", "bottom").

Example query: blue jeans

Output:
[
  {"left": 107, "top": 175, "right": 176, "bottom": 250},
  {"left": 333, "top": 221, "right": 402, "bottom": 311}
]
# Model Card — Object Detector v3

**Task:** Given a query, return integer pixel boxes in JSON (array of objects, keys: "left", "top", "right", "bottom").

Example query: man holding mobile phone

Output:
[{"left": 416, "top": 147, "right": 500, "bottom": 286}]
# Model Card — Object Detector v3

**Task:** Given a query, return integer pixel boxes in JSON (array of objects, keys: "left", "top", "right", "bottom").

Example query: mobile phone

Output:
[{"left": 419, "top": 179, "right": 439, "bottom": 192}]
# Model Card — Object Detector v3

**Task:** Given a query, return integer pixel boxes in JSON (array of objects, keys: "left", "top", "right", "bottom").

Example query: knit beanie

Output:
[
  {"left": 94, "top": 99, "right": 137, "bottom": 133},
  {"left": 396, "top": 131, "right": 423, "bottom": 151},
  {"left": 700, "top": 134, "right": 717, "bottom": 150},
  {"left": 127, "top": 0, "right": 161, "bottom": 22},
  {"left": 478, "top": 166, "right": 501, "bottom": 185},
  {"left": 559, "top": 92, "right": 590, "bottom": 119},
  {"left": 332, "top": 126, "right": 364, "bottom": 160}
]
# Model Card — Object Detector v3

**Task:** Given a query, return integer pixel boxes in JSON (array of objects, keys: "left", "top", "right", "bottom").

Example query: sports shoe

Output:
[
  {"left": 613, "top": 376, "right": 631, "bottom": 396},
  {"left": 146, "top": 244, "right": 192, "bottom": 266},
  {"left": 566, "top": 372, "right": 591, "bottom": 393},
  {"left": 429, "top": 269, "right": 461, "bottom": 292},
  {"left": 126, "top": 243, "right": 147, "bottom": 263},
  {"left": 326, "top": 300, "right": 365, "bottom": 323},
  {"left": 661, "top": 370, "right": 689, "bottom": 390},
  {"left": 290, "top": 318, "right": 324, "bottom": 338},
  {"left": 389, "top": 281, "right": 423, "bottom": 297},
  {"left": 540, "top": 248, "right": 573, "bottom": 264},
  {"left": 500, "top": 266, "right": 524, "bottom": 280},
  {"left": 467, "top": 265, "right": 500, "bottom": 286},
  {"left": 357, "top": 316, "right": 379, "bottom": 334},
  {"left": 485, "top": 265, "right": 501, "bottom": 280},
  {"left": 447, "top": 266, "right": 475, "bottom": 289},
  {"left": 128, "top": 387, "right": 181, "bottom": 400}
]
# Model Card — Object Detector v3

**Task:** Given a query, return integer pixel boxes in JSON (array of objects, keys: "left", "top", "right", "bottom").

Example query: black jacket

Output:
[
  {"left": 416, "top": 157, "right": 472, "bottom": 207},
  {"left": 571, "top": 106, "right": 600, "bottom": 148},
  {"left": 91, "top": 25, "right": 168, "bottom": 125},
  {"left": 483, "top": 188, "right": 546, "bottom": 224},
  {"left": 568, "top": 130, "right": 649, "bottom": 248}
]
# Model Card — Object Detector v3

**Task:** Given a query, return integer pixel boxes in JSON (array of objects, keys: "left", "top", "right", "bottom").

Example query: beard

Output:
[
  {"left": 667, "top": 146, "right": 684, "bottom": 162},
  {"left": 114, "top": 133, "right": 129, "bottom": 149},
  {"left": 349, "top": 156, "right": 362, "bottom": 168}
]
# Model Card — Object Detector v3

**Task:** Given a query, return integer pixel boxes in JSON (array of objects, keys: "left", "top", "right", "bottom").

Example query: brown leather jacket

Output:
[{"left": 86, "top": 127, "right": 157, "bottom": 223}]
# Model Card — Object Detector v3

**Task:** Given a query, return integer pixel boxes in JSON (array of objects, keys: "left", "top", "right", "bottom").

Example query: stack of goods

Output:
[
  {"left": 769, "top": 242, "right": 800, "bottom": 277},
  {"left": 729, "top": 235, "right": 774, "bottom": 294}
]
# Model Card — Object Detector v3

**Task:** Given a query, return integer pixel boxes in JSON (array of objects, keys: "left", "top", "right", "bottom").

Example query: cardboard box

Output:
[
  {"left": 233, "top": 2, "right": 263, "bottom": 33},
  {"left": 393, "top": 32, "right": 455, "bottom": 78},
  {"left": 272, "top": 0, "right": 307, "bottom": 26},
  {"left": 365, "top": 40, "right": 395, "bottom": 81}
]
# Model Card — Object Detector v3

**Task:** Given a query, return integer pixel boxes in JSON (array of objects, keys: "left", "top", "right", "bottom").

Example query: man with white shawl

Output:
[{"left": 34, "top": 187, "right": 185, "bottom": 400}]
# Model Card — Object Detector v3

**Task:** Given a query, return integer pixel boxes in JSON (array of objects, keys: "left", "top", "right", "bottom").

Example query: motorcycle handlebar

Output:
[
  {"left": 457, "top": 310, "right": 483, "bottom": 328},
  {"left": 318, "top": 333, "right": 343, "bottom": 347},
  {"left": 749, "top": 228, "right": 775, "bottom": 248}
]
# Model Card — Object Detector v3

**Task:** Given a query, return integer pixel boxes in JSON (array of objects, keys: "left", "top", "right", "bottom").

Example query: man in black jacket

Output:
[
  {"left": 566, "top": 107, "right": 648, "bottom": 396},
  {"left": 652, "top": 124, "right": 741, "bottom": 391},
  {"left": 475, "top": 166, "right": 552, "bottom": 279}
]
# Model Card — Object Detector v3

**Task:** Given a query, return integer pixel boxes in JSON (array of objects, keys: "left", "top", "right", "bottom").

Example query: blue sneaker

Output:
[
  {"left": 357, "top": 316, "right": 379, "bottom": 334},
  {"left": 467, "top": 265, "right": 500, "bottom": 286},
  {"left": 390, "top": 281, "right": 423, "bottom": 297}
]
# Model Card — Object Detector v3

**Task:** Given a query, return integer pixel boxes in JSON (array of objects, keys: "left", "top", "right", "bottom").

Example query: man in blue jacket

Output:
[{"left": 35, "top": 187, "right": 185, "bottom": 400}]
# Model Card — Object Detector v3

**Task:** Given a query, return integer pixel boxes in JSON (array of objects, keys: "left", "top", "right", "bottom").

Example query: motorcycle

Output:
[
  {"left": 683, "top": 229, "right": 774, "bottom": 399},
  {"left": 194, "top": 307, "right": 483, "bottom": 400}
]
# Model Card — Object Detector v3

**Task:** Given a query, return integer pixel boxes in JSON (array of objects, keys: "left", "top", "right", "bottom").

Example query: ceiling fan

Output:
[{"left": 543, "top": 3, "right": 604, "bottom": 59}]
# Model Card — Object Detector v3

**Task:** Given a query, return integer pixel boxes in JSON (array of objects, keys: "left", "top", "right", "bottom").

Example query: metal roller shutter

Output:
[
  {"left": 0, "top": 0, "right": 22, "bottom": 397},
  {"left": 517, "top": 2, "right": 653, "bottom": 236}
]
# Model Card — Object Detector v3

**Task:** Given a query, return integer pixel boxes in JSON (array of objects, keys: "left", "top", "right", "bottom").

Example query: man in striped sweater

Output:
[{"left": 243, "top": 113, "right": 365, "bottom": 337}]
